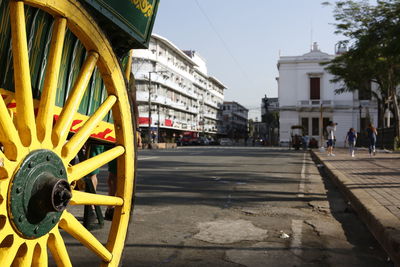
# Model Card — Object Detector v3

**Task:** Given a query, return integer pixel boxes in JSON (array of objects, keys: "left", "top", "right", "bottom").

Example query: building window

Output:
[
  {"left": 310, "top": 77, "right": 320, "bottom": 100},
  {"left": 301, "top": 118, "right": 309, "bottom": 135},
  {"left": 312, "top": 118, "right": 319, "bottom": 136}
]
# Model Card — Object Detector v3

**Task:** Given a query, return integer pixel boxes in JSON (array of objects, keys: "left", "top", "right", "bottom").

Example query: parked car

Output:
[
  {"left": 180, "top": 132, "right": 200, "bottom": 146},
  {"left": 180, "top": 136, "right": 196, "bottom": 146},
  {"left": 219, "top": 138, "right": 233, "bottom": 146}
]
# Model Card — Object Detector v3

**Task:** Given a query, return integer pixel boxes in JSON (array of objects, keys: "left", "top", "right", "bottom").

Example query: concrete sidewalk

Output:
[{"left": 311, "top": 148, "right": 400, "bottom": 265}]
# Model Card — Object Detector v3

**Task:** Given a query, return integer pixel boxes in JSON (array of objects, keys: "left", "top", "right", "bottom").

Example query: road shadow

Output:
[
  {"left": 317, "top": 165, "right": 393, "bottom": 266},
  {"left": 135, "top": 150, "right": 325, "bottom": 208}
]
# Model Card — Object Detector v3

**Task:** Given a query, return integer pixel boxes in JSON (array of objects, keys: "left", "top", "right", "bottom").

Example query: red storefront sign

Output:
[
  {"left": 165, "top": 119, "right": 173, "bottom": 126},
  {"left": 139, "top": 117, "right": 152, "bottom": 125}
]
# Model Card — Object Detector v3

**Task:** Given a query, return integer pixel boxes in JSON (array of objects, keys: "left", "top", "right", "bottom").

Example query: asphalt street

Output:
[{"left": 64, "top": 146, "right": 391, "bottom": 266}]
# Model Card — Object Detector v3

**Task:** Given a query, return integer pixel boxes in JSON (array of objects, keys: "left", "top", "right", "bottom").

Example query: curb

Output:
[
  {"left": 310, "top": 150, "right": 400, "bottom": 265},
  {"left": 140, "top": 143, "right": 178, "bottom": 150}
]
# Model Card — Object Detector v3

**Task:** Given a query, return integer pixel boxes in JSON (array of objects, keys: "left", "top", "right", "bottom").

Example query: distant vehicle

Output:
[
  {"left": 219, "top": 138, "right": 233, "bottom": 146},
  {"left": 198, "top": 137, "right": 210, "bottom": 145},
  {"left": 180, "top": 131, "right": 199, "bottom": 146}
]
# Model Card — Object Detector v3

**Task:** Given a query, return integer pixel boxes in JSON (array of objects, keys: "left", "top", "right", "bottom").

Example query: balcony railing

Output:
[
  {"left": 204, "top": 113, "right": 217, "bottom": 120},
  {"left": 137, "top": 72, "right": 197, "bottom": 99},
  {"left": 298, "top": 100, "right": 333, "bottom": 106},
  {"left": 204, "top": 99, "right": 219, "bottom": 109},
  {"left": 136, "top": 92, "right": 199, "bottom": 114}
]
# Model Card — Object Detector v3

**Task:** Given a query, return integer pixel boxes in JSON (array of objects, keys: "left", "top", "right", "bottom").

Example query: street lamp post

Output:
[
  {"left": 157, "top": 104, "right": 160, "bottom": 143},
  {"left": 148, "top": 70, "right": 167, "bottom": 144},
  {"left": 148, "top": 72, "right": 153, "bottom": 144},
  {"left": 319, "top": 103, "right": 324, "bottom": 150}
]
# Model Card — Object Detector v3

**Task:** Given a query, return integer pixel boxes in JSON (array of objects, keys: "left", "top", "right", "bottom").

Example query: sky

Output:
[{"left": 152, "top": 0, "right": 343, "bottom": 119}]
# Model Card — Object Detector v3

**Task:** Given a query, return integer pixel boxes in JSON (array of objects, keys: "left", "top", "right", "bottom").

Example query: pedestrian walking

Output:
[
  {"left": 301, "top": 134, "right": 309, "bottom": 151},
  {"left": 326, "top": 121, "right": 337, "bottom": 156},
  {"left": 367, "top": 123, "right": 378, "bottom": 156},
  {"left": 345, "top": 128, "right": 357, "bottom": 157},
  {"left": 151, "top": 131, "right": 157, "bottom": 143}
]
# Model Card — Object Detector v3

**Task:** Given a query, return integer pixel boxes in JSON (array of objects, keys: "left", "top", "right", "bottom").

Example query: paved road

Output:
[{"left": 66, "top": 147, "right": 391, "bottom": 266}]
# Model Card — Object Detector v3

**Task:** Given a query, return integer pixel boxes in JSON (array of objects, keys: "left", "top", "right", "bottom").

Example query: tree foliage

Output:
[{"left": 324, "top": 0, "right": 400, "bottom": 140}]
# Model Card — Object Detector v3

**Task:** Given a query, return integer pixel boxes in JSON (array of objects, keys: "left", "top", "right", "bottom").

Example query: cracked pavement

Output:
[{"left": 64, "top": 147, "right": 391, "bottom": 266}]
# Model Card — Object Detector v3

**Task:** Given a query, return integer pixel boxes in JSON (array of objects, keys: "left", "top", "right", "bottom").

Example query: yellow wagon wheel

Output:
[{"left": 0, "top": 0, "right": 135, "bottom": 266}]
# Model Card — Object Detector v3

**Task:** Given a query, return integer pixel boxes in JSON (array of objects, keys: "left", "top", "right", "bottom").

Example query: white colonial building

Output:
[
  {"left": 278, "top": 42, "right": 378, "bottom": 147},
  {"left": 133, "top": 34, "right": 226, "bottom": 142}
]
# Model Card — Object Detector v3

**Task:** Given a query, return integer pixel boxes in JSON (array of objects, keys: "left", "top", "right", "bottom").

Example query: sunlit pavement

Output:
[
  {"left": 312, "top": 147, "right": 400, "bottom": 265},
  {"left": 64, "top": 146, "right": 390, "bottom": 266}
]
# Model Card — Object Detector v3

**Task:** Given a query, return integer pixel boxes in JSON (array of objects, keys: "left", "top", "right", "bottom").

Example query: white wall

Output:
[
  {"left": 332, "top": 109, "right": 355, "bottom": 146},
  {"left": 279, "top": 110, "right": 298, "bottom": 143},
  {"left": 277, "top": 45, "right": 377, "bottom": 147},
  {"left": 278, "top": 62, "right": 354, "bottom": 105}
]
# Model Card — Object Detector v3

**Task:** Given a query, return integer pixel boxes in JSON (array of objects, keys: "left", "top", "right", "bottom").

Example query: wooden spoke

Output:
[
  {"left": 68, "top": 146, "right": 124, "bottom": 183},
  {"left": 125, "top": 50, "right": 133, "bottom": 81},
  {"left": 32, "top": 243, "right": 48, "bottom": 267},
  {"left": 70, "top": 190, "right": 123, "bottom": 206},
  {"left": 36, "top": 17, "right": 67, "bottom": 144},
  {"left": 0, "top": 238, "right": 21, "bottom": 267},
  {"left": 13, "top": 243, "right": 34, "bottom": 267},
  {"left": 52, "top": 51, "right": 99, "bottom": 147},
  {"left": 0, "top": 1, "right": 135, "bottom": 266},
  {"left": 62, "top": 95, "right": 117, "bottom": 161},
  {"left": 9, "top": 1, "right": 36, "bottom": 147},
  {"left": 0, "top": 95, "right": 20, "bottom": 160},
  {"left": 0, "top": 246, "right": 20, "bottom": 266},
  {"left": 48, "top": 231, "right": 72, "bottom": 267},
  {"left": 59, "top": 212, "right": 112, "bottom": 263},
  {"left": 0, "top": 183, "right": 9, "bottom": 215}
]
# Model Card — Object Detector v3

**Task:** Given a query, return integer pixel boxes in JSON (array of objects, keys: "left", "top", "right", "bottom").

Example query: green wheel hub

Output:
[{"left": 9, "top": 150, "right": 71, "bottom": 239}]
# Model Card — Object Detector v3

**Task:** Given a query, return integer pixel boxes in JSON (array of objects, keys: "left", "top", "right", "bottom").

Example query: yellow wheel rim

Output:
[{"left": 0, "top": 0, "right": 135, "bottom": 266}]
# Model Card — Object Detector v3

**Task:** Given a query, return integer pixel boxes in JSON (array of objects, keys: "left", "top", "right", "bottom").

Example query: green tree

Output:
[{"left": 323, "top": 0, "right": 400, "bottom": 144}]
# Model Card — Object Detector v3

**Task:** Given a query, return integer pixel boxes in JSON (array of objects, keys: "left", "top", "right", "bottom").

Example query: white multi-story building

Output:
[
  {"left": 133, "top": 34, "right": 226, "bottom": 142},
  {"left": 184, "top": 50, "right": 225, "bottom": 134},
  {"left": 278, "top": 42, "right": 378, "bottom": 147}
]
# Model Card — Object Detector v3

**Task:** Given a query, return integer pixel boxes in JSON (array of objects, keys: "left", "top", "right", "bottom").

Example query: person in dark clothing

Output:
[
  {"left": 345, "top": 128, "right": 357, "bottom": 157},
  {"left": 366, "top": 123, "right": 378, "bottom": 156},
  {"left": 326, "top": 121, "right": 337, "bottom": 156}
]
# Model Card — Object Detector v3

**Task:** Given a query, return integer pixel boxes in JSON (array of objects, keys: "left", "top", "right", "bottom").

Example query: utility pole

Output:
[
  {"left": 319, "top": 103, "right": 324, "bottom": 150},
  {"left": 148, "top": 70, "right": 168, "bottom": 144},
  {"left": 148, "top": 72, "right": 152, "bottom": 143},
  {"left": 157, "top": 104, "right": 160, "bottom": 143},
  {"left": 202, "top": 97, "right": 205, "bottom": 135}
]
